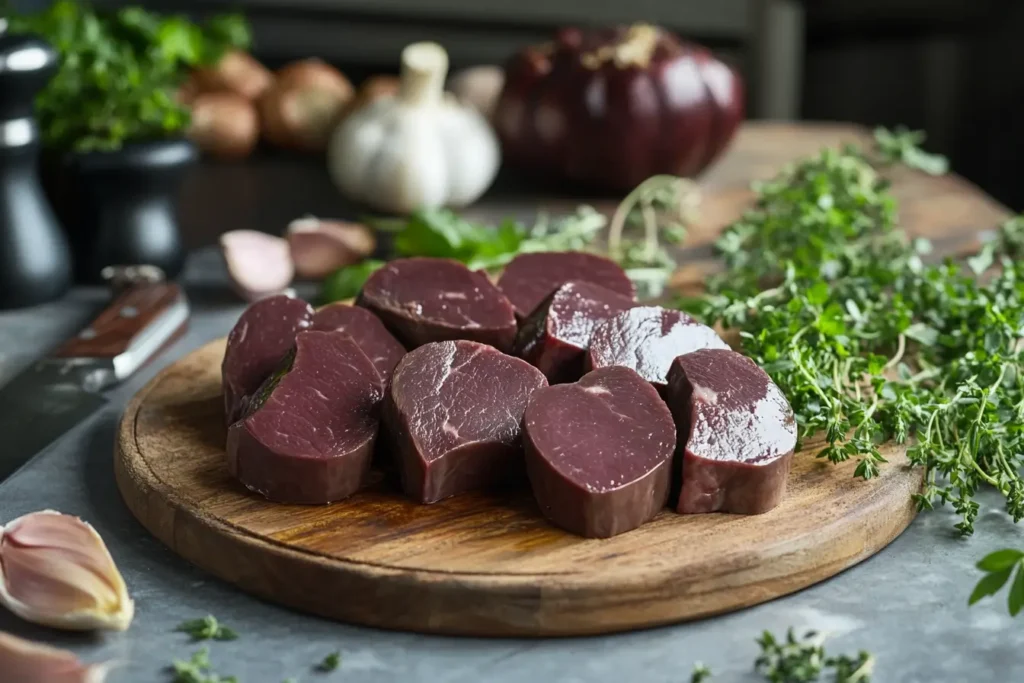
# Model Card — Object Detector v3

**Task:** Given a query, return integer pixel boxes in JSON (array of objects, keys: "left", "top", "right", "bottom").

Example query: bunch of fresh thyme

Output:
[{"left": 682, "top": 129, "right": 1024, "bottom": 535}]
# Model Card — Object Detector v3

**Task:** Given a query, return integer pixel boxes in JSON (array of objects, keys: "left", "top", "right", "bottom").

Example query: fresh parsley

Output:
[
  {"left": 320, "top": 259, "right": 385, "bottom": 303},
  {"left": 682, "top": 130, "right": 1024, "bottom": 536},
  {"left": 970, "top": 548, "right": 1024, "bottom": 615},
  {"left": 7, "top": 0, "right": 249, "bottom": 152},
  {"left": 316, "top": 651, "right": 341, "bottom": 672},
  {"left": 171, "top": 647, "right": 238, "bottom": 683}
]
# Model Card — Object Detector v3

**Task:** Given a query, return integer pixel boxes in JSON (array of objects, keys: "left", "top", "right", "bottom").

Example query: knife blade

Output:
[{"left": 0, "top": 268, "right": 190, "bottom": 482}]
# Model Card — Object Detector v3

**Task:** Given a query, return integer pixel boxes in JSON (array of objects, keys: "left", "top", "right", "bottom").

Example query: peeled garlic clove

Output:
[
  {"left": 0, "top": 631, "right": 111, "bottom": 683},
  {"left": 0, "top": 510, "right": 134, "bottom": 632},
  {"left": 220, "top": 230, "right": 295, "bottom": 302},
  {"left": 287, "top": 216, "right": 376, "bottom": 280}
]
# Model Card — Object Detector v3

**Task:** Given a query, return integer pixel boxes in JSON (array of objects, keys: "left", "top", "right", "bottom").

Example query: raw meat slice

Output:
[
  {"left": 497, "top": 251, "right": 635, "bottom": 320},
  {"left": 666, "top": 348, "right": 797, "bottom": 515},
  {"left": 226, "top": 330, "right": 384, "bottom": 504},
  {"left": 523, "top": 366, "right": 676, "bottom": 538},
  {"left": 514, "top": 280, "right": 636, "bottom": 383},
  {"left": 312, "top": 303, "right": 406, "bottom": 382},
  {"left": 383, "top": 340, "right": 547, "bottom": 503},
  {"left": 221, "top": 295, "right": 314, "bottom": 425},
  {"left": 357, "top": 257, "right": 517, "bottom": 351},
  {"left": 587, "top": 306, "right": 729, "bottom": 395}
]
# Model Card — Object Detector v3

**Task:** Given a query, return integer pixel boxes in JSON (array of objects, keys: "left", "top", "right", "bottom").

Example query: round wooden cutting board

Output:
[{"left": 115, "top": 339, "right": 923, "bottom": 637}]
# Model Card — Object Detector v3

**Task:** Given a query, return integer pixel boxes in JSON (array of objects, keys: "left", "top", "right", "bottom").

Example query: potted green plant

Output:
[{"left": 8, "top": 1, "right": 249, "bottom": 281}]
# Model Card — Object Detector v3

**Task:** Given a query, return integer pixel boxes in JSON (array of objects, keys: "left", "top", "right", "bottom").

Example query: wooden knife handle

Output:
[{"left": 52, "top": 283, "right": 186, "bottom": 359}]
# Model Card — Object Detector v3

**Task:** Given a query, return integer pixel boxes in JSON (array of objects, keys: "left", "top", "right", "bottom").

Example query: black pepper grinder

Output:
[{"left": 0, "top": 19, "right": 72, "bottom": 309}]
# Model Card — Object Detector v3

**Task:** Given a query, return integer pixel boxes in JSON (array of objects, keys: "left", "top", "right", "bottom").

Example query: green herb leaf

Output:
[
  {"left": 175, "top": 615, "right": 238, "bottom": 641},
  {"left": 969, "top": 566, "right": 1014, "bottom": 605},
  {"left": 873, "top": 126, "right": 949, "bottom": 175},
  {"left": 320, "top": 260, "right": 385, "bottom": 303},
  {"left": 1009, "top": 565, "right": 1024, "bottom": 616},
  {"left": 690, "top": 662, "right": 712, "bottom": 682},
  {"left": 977, "top": 548, "right": 1024, "bottom": 572},
  {"left": 316, "top": 651, "right": 341, "bottom": 672}
]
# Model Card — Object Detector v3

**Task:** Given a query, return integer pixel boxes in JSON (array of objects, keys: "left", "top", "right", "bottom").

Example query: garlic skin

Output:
[
  {"left": 0, "top": 631, "right": 111, "bottom": 683},
  {"left": 0, "top": 511, "right": 134, "bottom": 632},
  {"left": 327, "top": 42, "right": 500, "bottom": 214}
]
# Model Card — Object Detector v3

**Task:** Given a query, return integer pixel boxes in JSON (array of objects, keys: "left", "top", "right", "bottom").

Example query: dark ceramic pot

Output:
[{"left": 45, "top": 138, "right": 198, "bottom": 283}]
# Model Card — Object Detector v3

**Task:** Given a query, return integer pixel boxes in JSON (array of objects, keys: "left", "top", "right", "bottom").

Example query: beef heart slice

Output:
[
  {"left": 226, "top": 330, "right": 384, "bottom": 504},
  {"left": 514, "top": 280, "right": 636, "bottom": 384},
  {"left": 383, "top": 340, "right": 547, "bottom": 504},
  {"left": 221, "top": 295, "right": 314, "bottom": 425},
  {"left": 667, "top": 348, "right": 797, "bottom": 515},
  {"left": 523, "top": 366, "right": 676, "bottom": 538},
  {"left": 497, "top": 251, "right": 635, "bottom": 320},
  {"left": 587, "top": 306, "right": 729, "bottom": 395},
  {"left": 312, "top": 302, "right": 406, "bottom": 382},
  {"left": 357, "top": 257, "right": 517, "bottom": 352}
]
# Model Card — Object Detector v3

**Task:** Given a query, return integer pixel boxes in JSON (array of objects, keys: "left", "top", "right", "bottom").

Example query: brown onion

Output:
[
  {"left": 339, "top": 74, "right": 400, "bottom": 120},
  {"left": 260, "top": 60, "right": 354, "bottom": 152},
  {"left": 188, "top": 92, "right": 260, "bottom": 160},
  {"left": 192, "top": 49, "right": 273, "bottom": 101}
]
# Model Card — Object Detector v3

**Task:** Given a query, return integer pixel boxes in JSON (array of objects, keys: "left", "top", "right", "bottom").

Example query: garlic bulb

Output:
[
  {"left": 0, "top": 631, "right": 111, "bottom": 683},
  {"left": 0, "top": 510, "right": 134, "bottom": 631},
  {"left": 327, "top": 42, "right": 500, "bottom": 214}
]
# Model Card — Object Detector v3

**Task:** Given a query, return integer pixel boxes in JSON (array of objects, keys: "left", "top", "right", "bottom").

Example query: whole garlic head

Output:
[{"left": 328, "top": 42, "right": 500, "bottom": 214}]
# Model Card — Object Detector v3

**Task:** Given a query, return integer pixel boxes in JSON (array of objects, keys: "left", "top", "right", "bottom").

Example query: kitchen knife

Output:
[{"left": 0, "top": 266, "right": 190, "bottom": 482}]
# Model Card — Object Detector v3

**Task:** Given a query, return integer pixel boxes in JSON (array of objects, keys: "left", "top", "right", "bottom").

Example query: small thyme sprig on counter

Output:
[
  {"left": 682, "top": 129, "right": 1024, "bottom": 536},
  {"left": 316, "top": 650, "right": 341, "bottom": 672},
  {"left": 176, "top": 615, "right": 239, "bottom": 642},
  {"left": 171, "top": 647, "right": 239, "bottom": 683},
  {"left": 755, "top": 629, "right": 873, "bottom": 683}
]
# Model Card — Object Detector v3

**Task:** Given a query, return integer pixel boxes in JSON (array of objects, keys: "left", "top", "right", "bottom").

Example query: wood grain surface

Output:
[{"left": 115, "top": 339, "right": 924, "bottom": 636}]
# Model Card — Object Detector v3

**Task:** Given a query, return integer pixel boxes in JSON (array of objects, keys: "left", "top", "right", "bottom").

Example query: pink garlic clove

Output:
[
  {"left": 0, "top": 632, "right": 111, "bottom": 683},
  {"left": 0, "top": 511, "right": 134, "bottom": 632},
  {"left": 286, "top": 216, "right": 376, "bottom": 280},
  {"left": 220, "top": 230, "right": 295, "bottom": 302},
  {"left": 448, "top": 65, "right": 505, "bottom": 120}
]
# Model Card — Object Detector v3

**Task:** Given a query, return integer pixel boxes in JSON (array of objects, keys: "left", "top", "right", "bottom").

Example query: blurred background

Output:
[
  {"left": 2, "top": 0, "right": 1022, "bottom": 308},
  {"left": 21, "top": 0, "right": 1015, "bottom": 210}
]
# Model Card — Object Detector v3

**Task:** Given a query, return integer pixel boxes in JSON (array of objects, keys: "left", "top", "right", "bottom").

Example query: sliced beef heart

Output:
[
  {"left": 666, "top": 348, "right": 797, "bottom": 515},
  {"left": 383, "top": 340, "right": 547, "bottom": 504},
  {"left": 226, "top": 330, "right": 384, "bottom": 504},
  {"left": 587, "top": 306, "right": 729, "bottom": 395},
  {"left": 221, "top": 295, "right": 314, "bottom": 425},
  {"left": 497, "top": 251, "right": 635, "bottom": 320},
  {"left": 514, "top": 280, "right": 636, "bottom": 383},
  {"left": 523, "top": 366, "right": 675, "bottom": 538},
  {"left": 312, "top": 303, "right": 406, "bottom": 382},
  {"left": 357, "top": 257, "right": 517, "bottom": 352}
]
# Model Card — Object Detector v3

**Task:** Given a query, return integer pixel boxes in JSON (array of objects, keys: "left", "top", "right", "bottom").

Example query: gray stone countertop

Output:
[{"left": 0, "top": 250, "right": 1021, "bottom": 683}]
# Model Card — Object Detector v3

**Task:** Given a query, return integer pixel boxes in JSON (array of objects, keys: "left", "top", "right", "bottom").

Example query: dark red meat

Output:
[
  {"left": 586, "top": 306, "right": 729, "bottom": 395},
  {"left": 312, "top": 303, "right": 406, "bottom": 382},
  {"left": 226, "top": 330, "right": 384, "bottom": 504},
  {"left": 666, "top": 348, "right": 797, "bottom": 515},
  {"left": 496, "top": 251, "right": 635, "bottom": 320},
  {"left": 221, "top": 295, "right": 314, "bottom": 425},
  {"left": 383, "top": 340, "right": 547, "bottom": 503},
  {"left": 523, "top": 366, "right": 676, "bottom": 538},
  {"left": 357, "top": 257, "right": 517, "bottom": 352},
  {"left": 514, "top": 280, "right": 636, "bottom": 383},
  {"left": 495, "top": 23, "right": 744, "bottom": 190}
]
